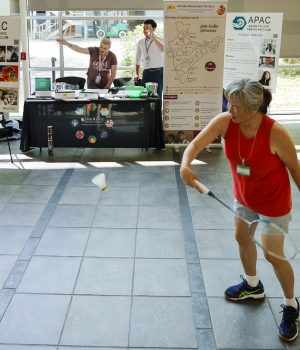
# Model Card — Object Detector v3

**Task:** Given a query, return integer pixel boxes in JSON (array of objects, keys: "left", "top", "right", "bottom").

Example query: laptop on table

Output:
[{"left": 34, "top": 77, "right": 52, "bottom": 98}]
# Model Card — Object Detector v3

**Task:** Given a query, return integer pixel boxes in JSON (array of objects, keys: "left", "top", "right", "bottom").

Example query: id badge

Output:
[
  {"left": 145, "top": 55, "right": 150, "bottom": 63},
  {"left": 237, "top": 164, "right": 250, "bottom": 176},
  {"left": 95, "top": 75, "right": 101, "bottom": 85}
]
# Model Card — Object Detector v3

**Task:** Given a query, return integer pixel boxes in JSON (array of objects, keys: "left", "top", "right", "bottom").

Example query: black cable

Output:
[{"left": 0, "top": 112, "right": 13, "bottom": 164}]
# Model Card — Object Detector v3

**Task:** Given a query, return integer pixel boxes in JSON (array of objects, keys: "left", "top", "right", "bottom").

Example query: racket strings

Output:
[
  {"left": 212, "top": 196, "right": 297, "bottom": 261},
  {"left": 195, "top": 182, "right": 299, "bottom": 261},
  {"left": 247, "top": 219, "right": 298, "bottom": 261}
]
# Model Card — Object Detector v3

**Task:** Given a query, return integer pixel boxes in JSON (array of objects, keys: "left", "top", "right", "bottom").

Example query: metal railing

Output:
[{"left": 31, "top": 20, "right": 58, "bottom": 39}]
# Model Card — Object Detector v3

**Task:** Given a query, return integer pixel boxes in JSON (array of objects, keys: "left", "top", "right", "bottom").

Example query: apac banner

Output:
[
  {"left": 0, "top": 17, "right": 21, "bottom": 113},
  {"left": 224, "top": 13, "right": 283, "bottom": 92},
  {"left": 163, "top": 0, "right": 227, "bottom": 146}
]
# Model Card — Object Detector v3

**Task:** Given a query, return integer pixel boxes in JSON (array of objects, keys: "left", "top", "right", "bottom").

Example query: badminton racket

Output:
[{"left": 194, "top": 180, "right": 299, "bottom": 261}]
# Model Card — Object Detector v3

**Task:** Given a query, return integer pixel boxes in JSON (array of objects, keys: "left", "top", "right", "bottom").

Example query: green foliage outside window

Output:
[{"left": 119, "top": 22, "right": 163, "bottom": 78}]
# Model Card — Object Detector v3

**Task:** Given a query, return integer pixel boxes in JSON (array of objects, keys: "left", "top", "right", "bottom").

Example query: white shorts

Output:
[{"left": 233, "top": 199, "right": 291, "bottom": 235}]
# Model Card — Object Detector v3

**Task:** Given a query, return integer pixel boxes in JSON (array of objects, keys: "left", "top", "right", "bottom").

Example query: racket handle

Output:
[{"left": 194, "top": 180, "right": 210, "bottom": 194}]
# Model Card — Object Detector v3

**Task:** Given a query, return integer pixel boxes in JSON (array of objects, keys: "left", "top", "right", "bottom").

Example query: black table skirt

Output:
[{"left": 20, "top": 97, "right": 165, "bottom": 151}]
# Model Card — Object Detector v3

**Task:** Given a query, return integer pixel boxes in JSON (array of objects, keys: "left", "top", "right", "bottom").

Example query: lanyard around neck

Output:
[
  {"left": 145, "top": 38, "right": 153, "bottom": 55},
  {"left": 98, "top": 53, "right": 107, "bottom": 71}
]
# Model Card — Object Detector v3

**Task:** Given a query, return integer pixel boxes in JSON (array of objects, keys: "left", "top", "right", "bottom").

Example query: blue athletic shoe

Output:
[
  {"left": 224, "top": 276, "right": 265, "bottom": 301},
  {"left": 279, "top": 298, "right": 299, "bottom": 342}
]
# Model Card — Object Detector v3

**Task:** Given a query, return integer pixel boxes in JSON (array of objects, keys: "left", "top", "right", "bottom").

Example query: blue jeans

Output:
[{"left": 142, "top": 68, "right": 163, "bottom": 101}]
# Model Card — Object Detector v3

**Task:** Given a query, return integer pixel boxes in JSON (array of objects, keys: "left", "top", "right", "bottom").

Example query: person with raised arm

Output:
[{"left": 57, "top": 36, "right": 117, "bottom": 89}]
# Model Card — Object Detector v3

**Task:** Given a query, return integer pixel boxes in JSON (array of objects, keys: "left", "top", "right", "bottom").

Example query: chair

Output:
[
  {"left": 55, "top": 76, "right": 86, "bottom": 89},
  {"left": 113, "top": 77, "right": 133, "bottom": 87}
]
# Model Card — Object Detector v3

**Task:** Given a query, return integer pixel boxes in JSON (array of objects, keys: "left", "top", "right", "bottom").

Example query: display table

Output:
[{"left": 20, "top": 97, "right": 165, "bottom": 152}]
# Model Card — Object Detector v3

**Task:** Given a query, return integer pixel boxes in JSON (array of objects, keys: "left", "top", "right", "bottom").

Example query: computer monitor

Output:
[{"left": 35, "top": 77, "right": 52, "bottom": 97}]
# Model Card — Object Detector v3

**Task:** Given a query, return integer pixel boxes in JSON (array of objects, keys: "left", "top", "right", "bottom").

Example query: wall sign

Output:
[{"left": 0, "top": 16, "right": 21, "bottom": 113}]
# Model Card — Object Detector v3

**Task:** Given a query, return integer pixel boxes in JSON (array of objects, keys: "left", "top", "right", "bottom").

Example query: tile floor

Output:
[{"left": 0, "top": 114, "right": 299, "bottom": 350}]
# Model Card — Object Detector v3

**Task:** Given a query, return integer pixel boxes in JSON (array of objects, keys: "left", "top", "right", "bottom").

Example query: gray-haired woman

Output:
[
  {"left": 180, "top": 78, "right": 300, "bottom": 342},
  {"left": 57, "top": 37, "right": 117, "bottom": 89}
]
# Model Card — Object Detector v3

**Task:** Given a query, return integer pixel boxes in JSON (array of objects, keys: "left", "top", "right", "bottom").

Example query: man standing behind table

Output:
[
  {"left": 57, "top": 37, "right": 117, "bottom": 89},
  {"left": 134, "top": 19, "right": 164, "bottom": 101}
]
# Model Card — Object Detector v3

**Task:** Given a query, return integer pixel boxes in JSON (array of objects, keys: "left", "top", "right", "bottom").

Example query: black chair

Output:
[
  {"left": 55, "top": 76, "right": 86, "bottom": 89},
  {"left": 113, "top": 77, "right": 133, "bottom": 87}
]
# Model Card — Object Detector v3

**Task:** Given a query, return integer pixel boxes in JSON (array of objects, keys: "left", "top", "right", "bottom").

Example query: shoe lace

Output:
[
  {"left": 280, "top": 304, "right": 297, "bottom": 324},
  {"left": 231, "top": 275, "right": 248, "bottom": 293}
]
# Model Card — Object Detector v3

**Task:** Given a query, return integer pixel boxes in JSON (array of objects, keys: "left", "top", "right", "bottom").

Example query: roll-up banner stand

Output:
[
  {"left": 0, "top": 16, "right": 21, "bottom": 114},
  {"left": 163, "top": 4, "right": 282, "bottom": 147},
  {"left": 163, "top": 1, "right": 227, "bottom": 146},
  {"left": 224, "top": 13, "right": 283, "bottom": 93}
]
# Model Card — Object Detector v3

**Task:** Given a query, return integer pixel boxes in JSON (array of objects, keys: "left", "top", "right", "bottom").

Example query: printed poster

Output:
[
  {"left": 0, "top": 17, "right": 20, "bottom": 113},
  {"left": 224, "top": 13, "right": 283, "bottom": 92},
  {"left": 163, "top": 0, "right": 227, "bottom": 145}
]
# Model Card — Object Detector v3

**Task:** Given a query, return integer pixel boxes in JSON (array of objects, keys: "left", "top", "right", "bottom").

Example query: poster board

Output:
[
  {"left": 224, "top": 13, "right": 283, "bottom": 92},
  {"left": 163, "top": 0, "right": 227, "bottom": 145},
  {"left": 0, "top": 17, "right": 21, "bottom": 113}
]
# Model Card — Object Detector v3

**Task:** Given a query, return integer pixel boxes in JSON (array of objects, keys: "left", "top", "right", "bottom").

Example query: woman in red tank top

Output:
[{"left": 180, "top": 79, "right": 300, "bottom": 342}]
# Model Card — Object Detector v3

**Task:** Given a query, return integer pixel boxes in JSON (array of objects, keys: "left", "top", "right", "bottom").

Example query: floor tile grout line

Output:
[
  {"left": 127, "top": 172, "right": 141, "bottom": 348},
  {"left": 174, "top": 162, "right": 217, "bottom": 350},
  {"left": 56, "top": 166, "right": 106, "bottom": 347},
  {"left": 0, "top": 168, "right": 76, "bottom": 321},
  {"left": 56, "top": 227, "right": 93, "bottom": 347}
]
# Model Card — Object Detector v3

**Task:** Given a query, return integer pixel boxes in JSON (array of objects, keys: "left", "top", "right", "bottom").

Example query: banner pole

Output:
[{"left": 20, "top": 0, "right": 30, "bottom": 99}]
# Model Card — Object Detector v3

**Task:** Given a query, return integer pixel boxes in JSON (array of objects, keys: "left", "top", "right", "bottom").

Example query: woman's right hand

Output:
[{"left": 180, "top": 166, "right": 203, "bottom": 193}]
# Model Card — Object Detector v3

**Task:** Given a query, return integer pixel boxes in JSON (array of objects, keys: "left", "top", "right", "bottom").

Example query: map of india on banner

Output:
[
  {"left": 163, "top": 1, "right": 227, "bottom": 146},
  {"left": 0, "top": 17, "right": 21, "bottom": 113}
]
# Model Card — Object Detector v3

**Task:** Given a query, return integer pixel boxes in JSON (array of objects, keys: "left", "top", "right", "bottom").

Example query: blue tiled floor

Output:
[{"left": 0, "top": 119, "right": 299, "bottom": 350}]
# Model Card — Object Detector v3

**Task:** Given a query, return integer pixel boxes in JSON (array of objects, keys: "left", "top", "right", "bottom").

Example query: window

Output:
[
  {"left": 271, "top": 58, "right": 300, "bottom": 112},
  {"left": 27, "top": 10, "right": 163, "bottom": 95},
  {"left": 13, "top": 10, "right": 300, "bottom": 116}
]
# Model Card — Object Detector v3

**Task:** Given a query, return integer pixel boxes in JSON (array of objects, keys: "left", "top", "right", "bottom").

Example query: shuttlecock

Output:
[{"left": 92, "top": 173, "right": 108, "bottom": 191}]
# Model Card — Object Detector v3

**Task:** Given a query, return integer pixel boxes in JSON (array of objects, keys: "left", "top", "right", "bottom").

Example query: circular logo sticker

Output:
[
  {"left": 205, "top": 61, "right": 216, "bottom": 71},
  {"left": 100, "top": 107, "right": 110, "bottom": 116},
  {"left": 100, "top": 131, "right": 108, "bottom": 139},
  {"left": 87, "top": 103, "right": 97, "bottom": 112},
  {"left": 105, "top": 119, "right": 114, "bottom": 128},
  {"left": 75, "top": 107, "right": 84, "bottom": 115},
  {"left": 88, "top": 135, "right": 97, "bottom": 143},
  {"left": 71, "top": 119, "right": 79, "bottom": 128},
  {"left": 75, "top": 130, "right": 84, "bottom": 139}
]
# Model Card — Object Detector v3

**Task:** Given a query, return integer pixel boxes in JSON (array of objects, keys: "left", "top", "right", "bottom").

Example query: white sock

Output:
[
  {"left": 284, "top": 297, "right": 298, "bottom": 310},
  {"left": 245, "top": 274, "right": 259, "bottom": 287}
]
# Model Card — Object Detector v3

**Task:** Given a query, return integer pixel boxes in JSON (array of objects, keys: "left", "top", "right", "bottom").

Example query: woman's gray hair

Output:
[
  {"left": 101, "top": 37, "right": 111, "bottom": 47},
  {"left": 224, "top": 78, "right": 271, "bottom": 113}
]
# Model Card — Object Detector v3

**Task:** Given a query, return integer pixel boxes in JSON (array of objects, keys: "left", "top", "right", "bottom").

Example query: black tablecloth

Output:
[{"left": 20, "top": 97, "right": 165, "bottom": 151}]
